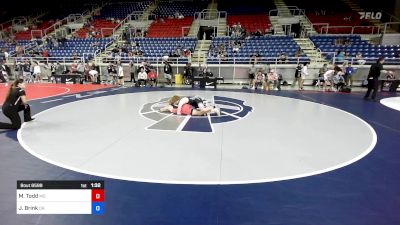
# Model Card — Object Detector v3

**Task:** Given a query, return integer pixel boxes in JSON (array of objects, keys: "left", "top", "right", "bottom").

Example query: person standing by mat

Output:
[
  {"left": 117, "top": 61, "right": 124, "bottom": 86},
  {"left": 0, "top": 63, "right": 9, "bottom": 84},
  {"left": 0, "top": 79, "right": 34, "bottom": 130},
  {"left": 299, "top": 62, "right": 309, "bottom": 90},
  {"left": 163, "top": 60, "right": 173, "bottom": 86},
  {"left": 364, "top": 57, "right": 391, "bottom": 101}
]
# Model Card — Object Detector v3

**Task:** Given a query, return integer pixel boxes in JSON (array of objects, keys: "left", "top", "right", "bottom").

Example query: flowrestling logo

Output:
[
  {"left": 140, "top": 96, "right": 253, "bottom": 132},
  {"left": 358, "top": 12, "right": 382, "bottom": 20}
]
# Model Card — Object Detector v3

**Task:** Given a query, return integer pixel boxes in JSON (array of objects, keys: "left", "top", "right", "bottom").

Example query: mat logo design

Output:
[{"left": 140, "top": 96, "right": 253, "bottom": 132}]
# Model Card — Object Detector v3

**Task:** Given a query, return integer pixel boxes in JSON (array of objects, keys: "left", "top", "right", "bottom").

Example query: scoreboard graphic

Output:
[{"left": 16, "top": 181, "right": 105, "bottom": 214}]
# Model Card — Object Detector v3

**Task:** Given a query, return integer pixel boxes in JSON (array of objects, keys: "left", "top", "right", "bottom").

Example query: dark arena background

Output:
[{"left": 1, "top": 0, "right": 400, "bottom": 224}]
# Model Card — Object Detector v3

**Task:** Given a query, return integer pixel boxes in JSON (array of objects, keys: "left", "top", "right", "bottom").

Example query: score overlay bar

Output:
[{"left": 17, "top": 181, "right": 105, "bottom": 214}]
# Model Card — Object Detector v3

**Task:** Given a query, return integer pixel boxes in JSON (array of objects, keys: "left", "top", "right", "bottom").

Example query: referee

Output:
[
  {"left": 0, "top": 79, "right": 34, "bottom": 130},
  {"left": 364, "top": 57, "right": 390, "bottom": 101}
]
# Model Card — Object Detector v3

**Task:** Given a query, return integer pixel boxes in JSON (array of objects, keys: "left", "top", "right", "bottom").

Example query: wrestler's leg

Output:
[{"left": 191, "top": 107, "right": 212, "bottom": 116}]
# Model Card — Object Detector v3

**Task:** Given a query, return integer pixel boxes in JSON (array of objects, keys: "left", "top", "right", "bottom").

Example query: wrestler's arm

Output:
[
  {"left": 21, "top": 96, "right": 29, "bottom": 105},
  {"left": 159, "top": 105, "right": 173, "bottom": 113}
]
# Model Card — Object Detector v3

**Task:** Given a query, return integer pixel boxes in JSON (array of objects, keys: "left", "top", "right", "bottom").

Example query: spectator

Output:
[
  {"left": 115, "top": 52, "right": 121, "bottom": 63},
  {"left": 72, "top": 52, "right": 79, "bottom": 60},
  {"left": 107, "top": 63, "right": 117, "bottom": 85},
  {"left": 131, "top": 40, "right": 138, "bottom": 48},
  {"left": 267, "top": 69, "right": 280, "bottom": 91},
  {"left": 344, "top": 52, "right": 351, "bottom": 62},
  {"left": 344, "top": 38, "right": 352, "bottom": 46},
  {"left": 251, "top": 71, "right": 266, "bottom": 90},
  {"left": 317, "top": 63, "right": 328, "bottom": 88},
  {"left": 117, "top": 62, "right": 124, "bottom": 86},
  {"left": 183, "top": 63, "right": 193, "bottom": 85},
  {"left": 89, "top": 63, "right": 100, "bottom": 84},
  {"left": 91, "top": 41, "right": 100, "bottom": 47},
  {"left": 336, "top": 50, "right": 344, "bottom": 62},
  {"left": 33, "top": 62, "right": 42, "bottom": 83},
  {"left": 137, "top": 67, "right": 147, "bottom": 87},
  {"left": 205, "top": 68, "right": 213, "bottom": 77},
  {"left": 334, "top": 38, "right": 343, "bottom": 46},
  {"left": 3, "top": 49, "right": 9, "bottom": 62},
  {"left": 49, "top": 62, "right": 56, "bottom": 80},
  {"left": 77, "top": 62, "right": 85, "bottom": 75},
  {"left": 163, "top": 60, "right": 173, "bottom": 86},
  {"left": 42, "top": 48, "right": 49, "bottom": 58},
  {"left": 16, "top": 45, "right": 24, "bottom": 56},
  {"left": 344, "top": 62, "right": 355, "bottom": 86},
  {"left": 299, "top": 62, "right": 309, "bottom": 90},
  {"left": 84, "top": 64, "right": 91, "bottom": 82},
  {"left": 0, "top": 50, "right": 5, "bottom": 64},
  {"left": 70, "top": 61, "right": 78, "bottom": 74},
  {"left": 295, "top": 48, "right": 303, "bottom": 58},
  {"left": 55, "top": 62, "right": 64, "bottom": 75},
  {"left": 356, "top": 52, "right": 366, "bottom": 65},
  {"left": 198, "top": 64, "right": 207, "bottom": 76},
  {"left": 185, "top": 49, "right": 192, "bottom": 62},
  {"left": 248, "top": 64, "right": 257, "bottom": 88},
  {"left": 250, "top": 52, "right": 261, "bottom": 64},
  {"left": 268, "top": 27, "right": 274, "bottom": 35},
  {"left": 129, "top": 61, "right": 136, "bottom": 84},
  {"left": 278, "top": 52, "right": 288, "bottom": 63},
  {"left": 42, "top": 62, "right": 51, "bottom": 81},
  {"left": 147, "top": 68, "right": 158, "bottom": 87},
  {"left": 0, "top": 64, "right": 9, "bottom": 84},
  {"left": 232, "top": 40, "right": 241, "bottom": 53},
  {"left": 24, "top": 60, "right": 33, "bottom": 74}
]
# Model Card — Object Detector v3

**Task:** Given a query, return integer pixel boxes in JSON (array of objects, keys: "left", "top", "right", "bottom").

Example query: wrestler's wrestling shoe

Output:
[
  {"left": 211, "top": 107, "right": 221, "bottom": 116},
  {"left": 25, "top": 118, "right": 35, "bottom": 122}
]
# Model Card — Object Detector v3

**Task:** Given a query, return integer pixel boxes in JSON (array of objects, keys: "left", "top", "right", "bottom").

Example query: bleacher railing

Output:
[
  {"left": 102, "top": 11, "right": 147, "bottom": 39},
  {"left": 6, "top": 51, "right": 399, "bottom": 69},
  {"left": 194, "top": 10, "right": 227, "bottom": 21},
  {"left": 382, "top": 22, "right": 400, "bottom": 34},
  {"left": 12, "top": 17, "right": 28, "bottom": 28},
  {"left": 318, "top": 25, "right": 382, "bottom": 35},
  {"left": 30, "top": 20, "right": 66, "bottom": 39},
  {"left": 380, "top": 10, "right": 400, "bottom": 24},
  {"left": 28, "top": 12, "right": 87, "bottom": 40},
  {"left": 126, "top": 11, "right": 157, "bottom": 21},
  {"left": 268, "top": 9, "right": 279, "bottom": 17},
  {"left": 23, "top": 42, "right": 38, "bottom": 54},
  {"left": 286, "top": 6, "right": 306, "bottom": 16},
  {"left": 67, "top": 14, "right": 85, "bottom": 24},
  {"left": 10, "top": 56, "right": 84, "bottom": 64},
  {"left": 269, "top": 6, "right": 305, "bottom": 17},
  {"left": 6, "top": 56, "right": 312, "bottom": 66},
  {"left": 5, "top": 55, "right": 399, "bottom": 83},
  {"left": 207, "top": 57, "right": 310, "bottom": 65},
  {"left": 318, "top": 51, "right": 400, "bottom": 65},
  {"left": 0, "top": 20, "right": 13, "bottom": 31},
  {"left": 128, "top": 27, "right": 147, "bottom": 38},
  {"left": 5, "top": 41, "right": 37, "bottom": 57},
  {"left": 128, "top": 11, "right": 144, "bottom": 21}
]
